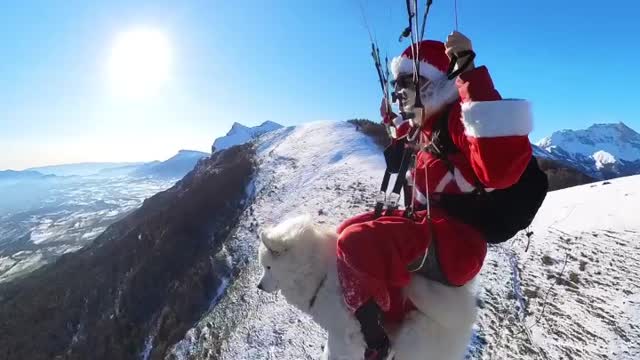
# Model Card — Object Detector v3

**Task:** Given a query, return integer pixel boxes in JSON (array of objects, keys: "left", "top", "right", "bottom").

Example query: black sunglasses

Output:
[{"left": 391, "top": 75, "right": 429, "bottom": 90}]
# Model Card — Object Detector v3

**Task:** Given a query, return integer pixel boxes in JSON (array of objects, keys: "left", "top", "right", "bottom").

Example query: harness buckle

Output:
[
  {"left": 385, "top": 192, "right": 401, "bottom": 214},
  {"left": 387, "top": 192, "right": 400, "bottom": 208},
  {"left": 374, "top": 191, "right": 386, "bottom": 217},
  {"left": 403, "top": 206, "right": 415, "bottom": 220}
]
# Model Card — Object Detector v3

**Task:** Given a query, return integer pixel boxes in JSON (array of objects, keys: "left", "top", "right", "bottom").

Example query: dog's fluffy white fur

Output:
[{"left": 258, "top": 215, "right": 478, "bottom": 360}]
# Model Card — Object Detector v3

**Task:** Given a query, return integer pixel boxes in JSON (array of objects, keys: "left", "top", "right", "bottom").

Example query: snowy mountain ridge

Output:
[
  {"left": 11, "top": 150, "right": 209, "bottom": 179},
  {"left": 2, "top": 121, "right": 638, "bottom": 359},
  {"left": 537, "top": 122, "right": 640, "bottom": 161},
  {"left": 167, "top": 121, "right": 640, "bottom": 360},
  {"left": 536, "top": 122, "right": 640, "bottom": 178},
  {"left": 211, "top": 120, "right": 283, "bottom": 153}
]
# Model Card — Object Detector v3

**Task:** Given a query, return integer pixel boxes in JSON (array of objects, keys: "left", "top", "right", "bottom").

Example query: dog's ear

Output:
[{"left": 260, "top": 230, "right": 287, "bottom": 256}]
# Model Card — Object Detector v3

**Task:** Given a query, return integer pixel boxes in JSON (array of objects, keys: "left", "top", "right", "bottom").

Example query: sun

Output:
[{"left": 107, "top": 28, "right": 172, "bottom": 98}]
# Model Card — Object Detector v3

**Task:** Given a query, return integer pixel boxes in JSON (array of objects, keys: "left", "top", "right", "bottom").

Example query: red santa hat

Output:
[{"left": 390, "top": 40, "right": 450, "bottom": 81}]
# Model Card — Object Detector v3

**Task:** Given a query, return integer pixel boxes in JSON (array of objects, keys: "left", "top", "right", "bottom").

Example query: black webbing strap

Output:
[
  {"left": 374, "top": 171, "right": 392, "bottom": 216},
  {"left": 375, "top": 136, "right": 416, "bottom": 217},
  {"left": 391, "top": 147, "right": 412, "bottom": 196},
  {"left": 380, "top": 171, "right": 392, "bottom": 193},
  {"left": 383, "top": 146, "right": 414, "bottom": 216},
  {"left": 375, "top": 145, "right": 412, "bottom": 217}
]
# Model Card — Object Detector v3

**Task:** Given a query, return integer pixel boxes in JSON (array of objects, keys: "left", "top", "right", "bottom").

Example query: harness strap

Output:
[
  {"left": 385, "top": 145, "right": 416, "bottom": 217},
  {"left": 407, "top": 219, "right": 461, "bottom": 287},
  {"left": 391, "top": 147, "right": 413, "bottom": 196},
  {"left": 375, "top": 134, "right": 418, "bottom": 218},
  {"left": 374, "top": 171, "right": 392, "bottom": 216},
  {"left": 308, "top": 273, "right": 328, "bottom": 310}
]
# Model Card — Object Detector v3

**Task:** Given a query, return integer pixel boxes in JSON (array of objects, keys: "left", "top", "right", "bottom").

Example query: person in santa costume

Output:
[{"left": 336, "top": 31, "right": 533, "bottom": 359}]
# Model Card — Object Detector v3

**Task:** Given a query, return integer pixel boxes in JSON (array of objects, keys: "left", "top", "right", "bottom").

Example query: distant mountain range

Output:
[
  {"left": 535, "top": 122, "right": 640, "bottom": 179},
  {"left": 3, "top": 121, "right": 287, "bottom": 182},
  {"left": 4, "top": 150, "right": 210, "bottom": 181},
  {"left": 132, "top": 150, "right": 209, "bottom": 178},
  {"left": 0, "top": 170, "right": 51, "bottom": 182},
  {"left": 28, "top": 162, "right": 146, "bottom": 177},
  {"left": 5, "top": 121, "right": 638, "bottom": 186}
]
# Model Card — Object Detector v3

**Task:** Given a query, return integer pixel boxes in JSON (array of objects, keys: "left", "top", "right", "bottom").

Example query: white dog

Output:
[{"left": 258, "top": 215, "right": 478, "bottom": 360}]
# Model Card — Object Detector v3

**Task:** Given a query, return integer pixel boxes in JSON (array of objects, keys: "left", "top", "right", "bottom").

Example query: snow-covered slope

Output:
[
  {"left": 536, "top": 123, "right": 640, "bottom": 178},
  {"left": 212, "top": 121, "right": 283, "bottom": 153},
  {"left": 167, "top": 121, "right": 639, "bottom": 360},
  {"left": 468, "top": 176, "right": 640, "bottom": 359},
  {"left": 3, "top": 121, "right": 637, "bottom": 359},
  {"left": 168, "top": 121, "right": 385, "bottom": 359}
]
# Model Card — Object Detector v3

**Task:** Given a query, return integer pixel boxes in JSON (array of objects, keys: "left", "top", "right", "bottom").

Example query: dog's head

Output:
[{"left": 257, "top": 214, "right": 328, "bottom": 294}]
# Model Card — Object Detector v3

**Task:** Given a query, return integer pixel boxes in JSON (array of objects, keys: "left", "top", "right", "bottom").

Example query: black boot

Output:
[{"left": 355, "top": 299, "right": 390, "bottom": 360}]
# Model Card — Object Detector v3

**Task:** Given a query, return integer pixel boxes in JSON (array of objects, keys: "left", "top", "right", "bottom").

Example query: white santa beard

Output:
[
  {"left": 420, "top": 77, "right": 460, "bottom": 119},
  {"left": 395, "top": 75, "right": 460, "bottom": 126}
]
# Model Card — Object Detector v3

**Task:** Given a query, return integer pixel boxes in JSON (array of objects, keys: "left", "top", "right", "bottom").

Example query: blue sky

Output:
[{"left": 1, "top": 0, "right": 638, "bottom": 170}]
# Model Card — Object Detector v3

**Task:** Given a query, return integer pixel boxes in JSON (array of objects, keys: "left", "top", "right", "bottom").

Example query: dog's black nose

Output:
[{"left": 257, "top": 283, "right": 264, "bottom": 291}]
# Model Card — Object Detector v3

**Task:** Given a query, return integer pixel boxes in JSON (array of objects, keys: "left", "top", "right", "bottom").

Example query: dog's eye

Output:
[{"left": 267, "top": 266, "right": 271, "bottom": 270}]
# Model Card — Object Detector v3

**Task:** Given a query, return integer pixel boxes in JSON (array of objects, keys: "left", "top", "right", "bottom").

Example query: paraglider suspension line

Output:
[{"left": 454, "top": 0, "right": 459, "bottom": 31}]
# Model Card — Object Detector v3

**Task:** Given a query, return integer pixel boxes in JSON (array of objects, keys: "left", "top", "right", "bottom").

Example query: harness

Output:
[
  {"left": 372, "top": 0, "right": 476, "bottom": 218},
  {"left": 308, "top": 273, "right": 328, "bottom": 310},
  {"left": 363, "top": 0, "right": 477, "bottom": 286},
  {"left": 360, "top": 1, "right": 548, "bottom": 287},
  {"left": 376, "top": 109, "right": 463, "bottom": 287}
]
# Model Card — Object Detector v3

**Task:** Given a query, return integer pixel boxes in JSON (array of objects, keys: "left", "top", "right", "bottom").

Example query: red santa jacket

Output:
[
  {"left": 337, "top": 66, "right": 533, "bottom": 297},
  {"left": 395, "top": 65, "right": 532, "bottom": 287},
  {"left": 409, "top": 66, "right": 533, "bottom": 205}
]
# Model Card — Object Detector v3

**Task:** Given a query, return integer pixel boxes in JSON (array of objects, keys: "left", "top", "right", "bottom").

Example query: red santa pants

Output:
[{"left": 336, "top": 209, "right": 487, "bottom": 321}]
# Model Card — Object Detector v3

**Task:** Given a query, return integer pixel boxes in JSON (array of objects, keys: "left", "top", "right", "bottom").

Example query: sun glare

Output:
[{"left": 108, "top": 28, "right": 171, "bottom": 99}]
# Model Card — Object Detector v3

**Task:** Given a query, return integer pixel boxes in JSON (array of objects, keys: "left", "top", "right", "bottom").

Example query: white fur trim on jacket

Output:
[
  {"left": 390, "top": 55, "right": 446, "bottom": 81},
  {"left": 460, "top": 99, "right": 533, "bottom": 138}
]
